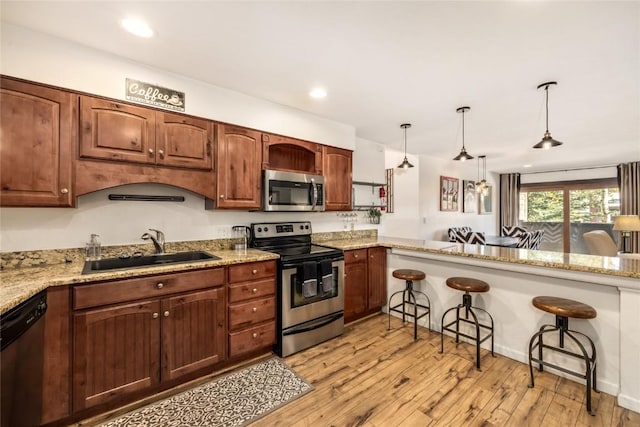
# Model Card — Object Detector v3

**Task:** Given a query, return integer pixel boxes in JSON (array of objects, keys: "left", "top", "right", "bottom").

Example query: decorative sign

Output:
[
  {"left": 440, "top": 176, "right": 459, "bottom": 212},
  {"left": 125, "top": 78, "right": 185, "bottom": 112}
]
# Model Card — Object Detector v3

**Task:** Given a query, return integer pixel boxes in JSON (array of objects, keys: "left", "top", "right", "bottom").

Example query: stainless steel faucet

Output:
[{"left": 141, "top": 228, "right": 165, "bottom": 254}]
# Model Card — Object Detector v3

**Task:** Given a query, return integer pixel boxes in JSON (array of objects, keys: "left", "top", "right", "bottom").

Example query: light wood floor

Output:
[{"left": 252, "top": 314, "right": 640, "bottom": 427}]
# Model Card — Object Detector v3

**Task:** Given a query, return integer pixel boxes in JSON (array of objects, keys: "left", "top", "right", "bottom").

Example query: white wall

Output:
[
  {"left": 418, "top": 155, "right": 498, "bottom": 241},
  {"left": 381, "top": 149, "right": 421, "bottom": 238}
]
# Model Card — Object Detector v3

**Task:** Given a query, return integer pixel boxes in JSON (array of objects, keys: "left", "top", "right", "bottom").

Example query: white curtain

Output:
[{"left": 499, "top": 173, "right": 520, "bottom": 232}]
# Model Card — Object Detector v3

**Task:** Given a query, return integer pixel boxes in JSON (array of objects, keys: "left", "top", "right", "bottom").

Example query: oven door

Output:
[
  {"left": 263, "top": 169, "right": 325, "bottom": 212},
  {"left": 281, "top": 260, "right": 344, "bottom": 329}
]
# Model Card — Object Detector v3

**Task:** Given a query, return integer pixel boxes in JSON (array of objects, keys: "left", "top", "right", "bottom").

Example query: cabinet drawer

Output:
[
  {"left": 344, "top": 249, "right": 367, "bottom": 263},
  {"left": 228, "top": 277, "right": 275, "bottom": 303},
  {"left": 74, "top": 268, "right": 225, "bottom": 310},
  {"left": 229, "top": 297, "right": 275, "bottom": 330},
  {"left": 228, "top": 261, "right": 276, "bottom": 283},
  {"left": 229, "top": 322, "right": 276, "bottom": 357}
]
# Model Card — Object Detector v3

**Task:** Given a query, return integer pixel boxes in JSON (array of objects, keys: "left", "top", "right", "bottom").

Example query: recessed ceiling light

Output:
[
  {"left": 121, "top": 18, "right": 154, "bottom": 38},
  {"left": 309, "top": 88, "right": 327, "bottom": 99},
  {"left": 523, "top": 164, "right": 533, "bottom": 168}
]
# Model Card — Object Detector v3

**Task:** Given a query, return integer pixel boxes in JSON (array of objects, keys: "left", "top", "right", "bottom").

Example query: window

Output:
[{"left": 519, "top": 179, "right": 619, "bottom": 253}]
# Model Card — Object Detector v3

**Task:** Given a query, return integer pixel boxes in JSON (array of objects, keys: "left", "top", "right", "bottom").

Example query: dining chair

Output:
[
  {"left": 583, "top": 230, "right": 618, "bottom": 257},
  {"left": 501, "top": 225, "right": 527, "bottom": 238},
  {"left": 448, "top": 227, "right": 473, "bottom": 242},
  {"left": 530, "top": 230, "right": 544, "bottom": 250},
  {"left": 517, "top": 230, "right": 544, "bottom": 249},
  {"left": 450, "top": 230, "right": 486, "bottom": 245}
]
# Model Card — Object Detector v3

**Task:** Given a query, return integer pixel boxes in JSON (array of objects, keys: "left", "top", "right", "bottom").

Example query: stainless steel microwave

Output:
[{"left": 263, "top": 169, "right": 325, "bottom": 212}]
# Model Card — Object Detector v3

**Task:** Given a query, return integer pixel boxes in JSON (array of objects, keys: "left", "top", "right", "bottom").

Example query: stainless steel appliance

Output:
[
  {"left": 1, "top": 290, "right": 47, "bottom": 427},
  {"left": 263, "top": 169, "right": 325, "bottom": 212},
  {"left": 250, "top": 221, "right": 344, "bottom": 356}
]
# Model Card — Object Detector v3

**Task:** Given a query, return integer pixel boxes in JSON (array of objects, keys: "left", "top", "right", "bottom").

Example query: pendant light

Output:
[
  {"left": 475, "top": 155, "right": 488, "bottom": 195},
  {"left": 533, "top": 81, "right": 563, "bottom": 149},
  {"left": 453, "top": 106, "right": 473, "bottom": 161},
  {"left": 397, "top": 123, "right": 414, "bottom": 169}
]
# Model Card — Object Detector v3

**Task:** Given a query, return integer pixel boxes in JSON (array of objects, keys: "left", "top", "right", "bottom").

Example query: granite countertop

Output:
[
  {"left": 319, "top": 236, "right": 640, "bottom": 279},
  {"left": 0, "top": 248, "right": 278, "bottom": 315}
]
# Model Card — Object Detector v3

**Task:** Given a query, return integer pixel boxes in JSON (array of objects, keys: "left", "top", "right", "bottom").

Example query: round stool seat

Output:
[
  {"left": 532, "top": 296, "right": 597, "bottom": 319},
  {"left": 446, "top": 277, "right": 490, "bottom": 293},
  {"left": 393, "top": 269, "right": 426, "bottom": 281}
]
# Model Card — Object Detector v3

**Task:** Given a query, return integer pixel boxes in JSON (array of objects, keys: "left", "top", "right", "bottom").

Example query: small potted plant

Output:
[{"left": 368, "top": 207, "right": 382, "bottom": 224}]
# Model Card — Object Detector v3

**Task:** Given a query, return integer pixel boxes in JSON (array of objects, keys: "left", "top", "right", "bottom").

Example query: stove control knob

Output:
[
  {"left": 300, "top": 225, "right": 304, "bottom": 230},
  {"left": 305, "top": 225, "right": 309, "bottom": 229},
  {"left": 257, "top": 227, "right": 262, "bottom": 232},
  {"left": 264, "top": 227, "right": 269, "bottom": 232}
]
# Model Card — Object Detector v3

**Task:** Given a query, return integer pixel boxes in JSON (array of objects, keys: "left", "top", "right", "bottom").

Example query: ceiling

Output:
[{"left": 2, "top": 1, "right": 639, "bottom": 173}]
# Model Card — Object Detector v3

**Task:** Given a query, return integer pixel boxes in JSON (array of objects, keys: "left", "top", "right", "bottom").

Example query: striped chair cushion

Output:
[
  {"left": 448, "top": 227, "right": 473, "bottom": 242},
  {"left": 501, "top": 225, "right": 527, "bottom": 238},
  {"left": 449, "top": 230, "right": 486, "bottom": 245},
  {"left": 530, "top": 230, "right": 544, "bottom": 250},
  {"left": 516, "top": 230, "right": 544, "bottom": 249}
]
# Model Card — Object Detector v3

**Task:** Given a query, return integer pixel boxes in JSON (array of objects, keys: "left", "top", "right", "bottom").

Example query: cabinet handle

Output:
[
  {"left": 158, "top": 149, "right": 165, "bottom": 158},
  {"left": 152, "top": 312, "right": 159, "bottom": 319},
  {"left": 60, "top": 188, "right": 69, "bottom": 194},
  {"left": 163, "top": 311, "right": 169, "bottom": 317},
  {"left": 252, "top": 333, "right": 258, "bottom": 339},
  {"left": 252, "top": 307, "right": 257, "bottom": 313},
  {"left": 156, "top": 282, "right": 164, "bottom": 289},
  {"left": 252, "top": 288, "right": 258, "bottom": 293},
  {"left": 148, "top": 148, "right": 154, "bottom": 156},
  {"left": 252, "top": 269, "right": 258, "bottom": 274},
  {"left": 206, "top": 141, "right": 212, "bottom": 157}
]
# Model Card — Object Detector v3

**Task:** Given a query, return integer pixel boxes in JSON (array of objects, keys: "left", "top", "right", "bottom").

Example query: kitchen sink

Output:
[{"left": 82, "top": 251, "right": 220, "bottom": 274}]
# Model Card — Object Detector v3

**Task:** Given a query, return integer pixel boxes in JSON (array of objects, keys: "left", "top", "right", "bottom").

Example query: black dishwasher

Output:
[{"left": 1, "top": 290, "right": 47, "bottom": 427}]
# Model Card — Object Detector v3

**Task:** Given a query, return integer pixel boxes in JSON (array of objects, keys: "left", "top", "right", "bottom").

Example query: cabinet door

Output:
[
  {"left": 73, "top": 300, "right": 161, "bottom": 411},
  {"left": 215, "top": 124, "right": 262, "bottom": 209},
  {"left": 161, "top": 288, "right": 226, "bottom": 381},
  {"left": 0, "top": 77, "right": 74, "bottom": 207},
  {"left": 156, "top": 112, "right": 214, "bottom": 170},
  {"left": 344, "top": 253, "right": 367, "bottom": 323},
  {"left": 367, "top": 247, "right": 387, "bottom": 310},
  {"left": 79, "top": 95, "right": 156, "bottom": 164},
  {"left": 322, "top": 146, "right": 353, "bottom": 211},
  {"left": 262, "top": 133, "right": 322, "bottom": 174}
]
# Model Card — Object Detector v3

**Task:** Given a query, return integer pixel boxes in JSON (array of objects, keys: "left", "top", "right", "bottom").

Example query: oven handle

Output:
[{"left": 282, "top": 312, "right": 343, "bottom": 336}]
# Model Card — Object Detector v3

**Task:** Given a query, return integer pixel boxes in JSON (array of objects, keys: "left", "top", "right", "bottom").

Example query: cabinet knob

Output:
[
  {"left": 163, "top": 311, "right": 169, "bottom": 317},
  {"left": 148, "top": 148, "right": 154, "bottom": 156},
  {"left": 60, "top": 188, "right": 69, "bottom": 194},
  {"left": 252, "top": 288, "right": 258, "bottom": 294},
  {"left": 354, "top": 254, "right": 358, "bottom": 258},
  {"left": 370, "top": 255, "right": 374, "bottom": 259},
  {"left": 152, "top": 312, "right": 159, "bottom": 319},
  {"left": 220, "top": 194, "right": 225, "bottom": 199},
  {"left": 156, "top": 282, "right": 164, "bottom": 289},
  {"left": 252, "top": 307, "right": 257, "bottom": 313},
  {"left": 252, "top": 269, "right": 258, "bottom": 274},
  {"left": 252, "top": 333, "right": 258, "bottom": 339},
  {"left": 158, "top": 149, "right": 165, "bottom": 158}
]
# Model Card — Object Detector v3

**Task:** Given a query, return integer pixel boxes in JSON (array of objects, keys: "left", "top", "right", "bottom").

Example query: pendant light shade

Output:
[
  {"left": 453, "top": 106, "right": 474, "bottom": 161},
  {"left": 397, "top": 123, "right": 414, "bottom": 169},
  {"left": 475, "top": 155, "right": 488, "bottom": 195},
  {"left": 533, "top": 81, "right": 563, "bottom": 149}
]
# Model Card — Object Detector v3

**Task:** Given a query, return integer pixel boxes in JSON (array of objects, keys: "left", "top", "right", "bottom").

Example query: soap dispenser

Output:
[{"left": 85, "top": 234, "right": 101, "bottom": 261}]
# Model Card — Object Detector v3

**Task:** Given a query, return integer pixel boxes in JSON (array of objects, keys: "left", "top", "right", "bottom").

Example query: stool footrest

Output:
[{"left": 442, "top": 318, "right": 493, "bottom": 345}]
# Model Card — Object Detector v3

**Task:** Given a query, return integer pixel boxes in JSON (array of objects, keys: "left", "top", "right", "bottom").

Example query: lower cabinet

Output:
[
  {"left": 227, "top": 260, "right": 277, "bottom": 358},
  {"left": 72, "top": 269, "right": 226, "bottom": 411},
  {"left": 344, "top": 246, "right": 387, "bottom": 323}
]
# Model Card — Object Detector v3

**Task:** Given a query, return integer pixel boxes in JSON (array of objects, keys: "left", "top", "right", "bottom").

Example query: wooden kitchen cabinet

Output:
[
  {"left": 262, "top": 133, "right": 322, "bottom": 174},
  {"left": 215, "top": 123, "right": 262, "bottom": 209},
  {"left": 80, "top": 96, "right": 213, "bottom": 171},
  {"left": 344, "top": 247, "right": 387, "bottom": 323},
  {"left": 72, "top": 268, "right": 226, "bottom": 411},
  {"left": 227, "top": 260, "right": 277, "bottom": 357},
  {"left": 0, "top": 76, "right": 75, "bottom": 207},
  {"left": 322, "top": 146, "right": 353, "bottom": 211}
]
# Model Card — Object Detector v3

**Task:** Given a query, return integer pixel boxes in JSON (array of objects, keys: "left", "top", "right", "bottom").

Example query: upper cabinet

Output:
[
  {"left": 352, "top": 138, "right": 386, "bottom": 184},
  {"left": 323, "top": 146, "right": 353, "bottom": 211},
  {"left": 262, "top": 134, "right": 322, "bottom": 174},
  {"left": 215, "top": 124, "right": 262, "bottom": 209},
  {"left": 0, "top": 77, "right": 75, "bottom": 207},
  {"left": 80, "top": 96, "right": 213, "bottom": 171}
]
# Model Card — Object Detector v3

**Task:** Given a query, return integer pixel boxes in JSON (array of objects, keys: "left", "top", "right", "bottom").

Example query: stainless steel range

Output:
[{"left": 250, "top": 221, "right": 344, "bottom": 357}]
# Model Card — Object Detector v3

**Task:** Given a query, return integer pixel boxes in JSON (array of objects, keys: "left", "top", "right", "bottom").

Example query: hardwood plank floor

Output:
[{"left": 252, "top": 314, "right": 640, "bottom": 427}]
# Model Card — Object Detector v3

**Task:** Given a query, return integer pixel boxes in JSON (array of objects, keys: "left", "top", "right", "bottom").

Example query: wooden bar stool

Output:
[
  {"left": 387, "top": 269, "right": 431, "bottom": 340},
  {"left": 528, "top": 296, "right": 598, "bottom": 415},
  {"left": 440, "top": 277, "right": 494, "bottom": 370}
]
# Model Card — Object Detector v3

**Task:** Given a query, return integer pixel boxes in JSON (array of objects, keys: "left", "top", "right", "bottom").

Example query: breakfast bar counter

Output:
[{"left": 320, "top": 235, "right": 640, "bottom": 413}]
